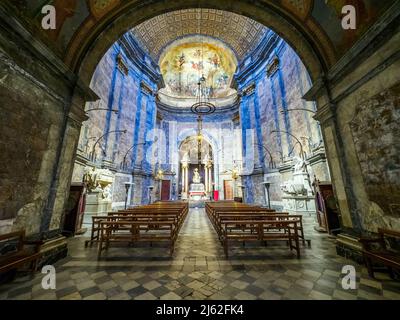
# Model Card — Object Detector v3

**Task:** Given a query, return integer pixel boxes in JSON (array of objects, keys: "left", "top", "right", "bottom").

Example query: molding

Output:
[
  {"left": 332, "top": 49, "right": 400, "bottom": 104},
  {"left": 140, "top": 81, "right": 154, "bottom": 95},
  {"left": 116, "top": 54, "right": 129, "bottom": 75},
  {"left": 278, "top": 163, "right": 293, "bottom": 174},
  {"left": 313, "top": 102, "right": 335, "bottom": 125},
  {"left": 302, "top": 76, "right": 326, "bottom": 101},
  {"left": 232, "top": 111, "right": 240, "bottom": 123},
  {"left": 264, "top": 170, "right": 281, "bottom": 177},
  {"left": 118, "top": 33, "right": 163, "bottom": 87},
  {"left": 266, "top": 55, "right": 280, "bottom": 77},
  {"left": 303, "top": 2, "right": 400, "bottom": 102},
  {"left": 74, "top": 151, "right": 89, "bottom": 167},
  {"left": 68, "top": 102, "right": 89, "bottom": 125},
  {"left": 156, "top": 100, "right": 239, "bottom": 115},
  {"left": 307, "top": 149, "right": 327, "bottom": 166},
  {"left": 235, "top": 31, "right": 280, "bottom": 84},
  {"left": 242, "top": 82, "right": 256, "bottom": 96},
  {"left": 0, "top": 4, "right": 97, "bottom": 103},
  {"left": 328, "top": 1, "right": 400, "bottom": 84}
]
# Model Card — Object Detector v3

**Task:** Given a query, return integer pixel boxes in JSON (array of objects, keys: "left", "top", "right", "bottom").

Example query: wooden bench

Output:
[
  {"left": 0, "top": 231, "right": 43, "bottom": 276},
  {"left": 215, "top": 212, "right": 310, "bottom": 247},
  {"left": 221, "top": 218, "right": 301, "bottom": 258},
  {"left": 97, "top": 219, "right": 178, "bottom": 257},
  {"left": 205, "top": 202, "right": 310, "bottom": 257},
  {"left": 85, "top": 202, "right": 188, "bottom": 247},
  {"left": 359, "top": 228, "right": 400, "bottom": 279}
]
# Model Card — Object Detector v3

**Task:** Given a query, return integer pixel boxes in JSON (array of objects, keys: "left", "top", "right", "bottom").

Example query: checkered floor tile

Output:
[{"left": 1, "top": 208, "right": 399, "bottom": 300}]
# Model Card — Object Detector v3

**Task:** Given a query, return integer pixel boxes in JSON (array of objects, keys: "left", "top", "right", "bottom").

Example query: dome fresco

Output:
[{"left": 159, "top": 38, "right": 237, "bottom": 99}]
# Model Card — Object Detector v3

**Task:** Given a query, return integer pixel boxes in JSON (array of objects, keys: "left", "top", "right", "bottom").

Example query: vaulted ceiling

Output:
[{"left": 131, "top": 9, "right": 268, "bottom": 63}]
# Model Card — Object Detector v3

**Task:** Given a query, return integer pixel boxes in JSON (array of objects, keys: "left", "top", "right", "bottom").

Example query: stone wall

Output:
[
  {"left": 0, "top": 54, "right": 64, "bottom": 235},
  {"left": 328, "top": 32, "right": 400, "bottom": 233},
  {"left": 0, "top": 15, "right": 90, "bottom": 236}
]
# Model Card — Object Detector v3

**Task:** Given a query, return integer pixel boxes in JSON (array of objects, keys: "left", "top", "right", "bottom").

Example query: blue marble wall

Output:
[
  {"left": 72, "top": 36, "right": 160, "bottom": 207},
  {"left": 236, "top": 36, "right": 324, "bottom": 205}
]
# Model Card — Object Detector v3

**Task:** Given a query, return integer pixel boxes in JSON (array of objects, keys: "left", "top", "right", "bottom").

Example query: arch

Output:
[
  {"left": 68, "top": 0, "right": 335, "bottom": 87},
  {"left": 177, "top": 128, "right": 219, "bottom": 155}
]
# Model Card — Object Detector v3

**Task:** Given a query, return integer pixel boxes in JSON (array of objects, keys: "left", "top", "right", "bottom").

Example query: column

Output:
[
  {"left": 205, "top": 166, "right": 208, "bottom": 193},
  {"left": 181, "top": 164, "right": 186, "bottom": 193},
  {"left": 208, "top": 165, "right": 212, "bottom": 193},
  {"left": 185, "top": 166, "right": 189, "bottom": 196}
]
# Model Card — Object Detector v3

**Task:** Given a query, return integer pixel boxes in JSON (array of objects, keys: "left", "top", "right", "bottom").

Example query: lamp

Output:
[
  {"left": 231, "top": 168, "right": 239, "bottom": 180},
  {"left": 121, "top": 142, "right": 146, "bottom": 170},
  {"left": 124, "top": 182, "right": 135, "bottom": 209},
  {"left": 148, "top": 185, "right": 154, "bottom": 204},
  {"left": 155, "top": 169, "right": 164, "bottom": 180},
  {"left": 90, "top": 129, "right": 127, "bottom": 161},
  {"left": 261, "top": 181, "right": 272, "bottom": 209},
  {"left": 238, "top": 185, "right": 246, "bottom": 203}
]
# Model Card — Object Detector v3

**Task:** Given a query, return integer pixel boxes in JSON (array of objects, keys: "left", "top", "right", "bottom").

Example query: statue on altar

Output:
[
  {"left": 189, "top": 168, "right": 206, "bottom": 200},
  {"left": 192, "top": 168, "right": 201, "bottom": 183}
]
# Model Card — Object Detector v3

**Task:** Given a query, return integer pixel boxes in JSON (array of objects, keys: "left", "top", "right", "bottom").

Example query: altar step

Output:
[{"left": 189, "top": 200, "right": 206, "bottom": 208}]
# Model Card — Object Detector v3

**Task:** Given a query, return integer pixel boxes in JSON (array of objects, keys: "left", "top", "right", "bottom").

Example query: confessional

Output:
[
  {"left": 62, "top": 183, "right": 87, "bottom": 236},
  {"left": 313, "top": 178, "right": 341, "bottom": 235}
]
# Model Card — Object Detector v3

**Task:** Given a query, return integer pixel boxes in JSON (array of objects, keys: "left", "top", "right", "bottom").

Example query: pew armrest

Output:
[
  {"left": 23, "top": 240, "right": 44, "bottom": 252},
  {"left": 359, "top": 237, "right": 385, "bottom": 251}
]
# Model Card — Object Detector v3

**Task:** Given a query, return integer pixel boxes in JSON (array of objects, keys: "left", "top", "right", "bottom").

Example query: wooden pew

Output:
[
  {"left": 85, "top": 212, "right": 184, "bottom": 247},
  {"left": 359, "top": 228, "right": 400, "bottom": 279},
  {"left": 85, "top": 202, "right": 188, "bottom": 252},
  {"left": 221, "top": 218, "right": 301, "bottom": 258},
  {"left": 97, "top": 219, "right": 178, "bottom": 257},
  {"left": 205, "top": 201, "right": 310, "bottom": 257},
  {"left": 214, "top": 212, "right": 310, "bottom": 247},
  {"left": 0, "top": 231, "right": 43, "bottom": 275}
]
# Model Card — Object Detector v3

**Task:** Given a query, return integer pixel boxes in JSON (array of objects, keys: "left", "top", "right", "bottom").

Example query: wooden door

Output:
[
  {"left": 223, "top": 180, "right": 233, "bottom": 200},
  {"left": 313, "top": 179, "right": 341, "bottom": 235},
  {"left": 161, "top": 180, "right": 171, "bottom": 201},
  {"left": 63, "top": 183, "right": 86, "bottom": 236}
]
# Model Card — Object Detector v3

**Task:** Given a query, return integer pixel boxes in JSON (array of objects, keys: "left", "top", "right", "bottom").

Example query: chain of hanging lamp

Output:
[{"left": 190, "top": 8, "right": 216, "bottom": 169}]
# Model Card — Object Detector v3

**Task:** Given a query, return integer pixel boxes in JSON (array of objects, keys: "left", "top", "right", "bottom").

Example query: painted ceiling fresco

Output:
[
  {"left": 131, "top": 9, "right": 268, "bottom": 62},
  {"left": 159, "top": 37, "right": 237, "bottom": 99}
]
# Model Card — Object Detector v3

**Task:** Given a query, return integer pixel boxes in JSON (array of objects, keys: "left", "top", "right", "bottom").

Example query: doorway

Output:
[
  {"left": 161, "top": 180, "right": 171, "bottom": 201},
  {"left": 223, "top": 180, "right": 233, "bottom": 200}
]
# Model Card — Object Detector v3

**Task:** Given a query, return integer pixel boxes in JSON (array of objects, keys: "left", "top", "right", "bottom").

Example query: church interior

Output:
[{"left": 0, "top": 0, "right": 399, "bottom": 302}]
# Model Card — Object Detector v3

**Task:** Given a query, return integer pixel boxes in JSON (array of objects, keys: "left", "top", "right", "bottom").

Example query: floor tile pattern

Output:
[{"left": 1, "top": 209, "right": 399, "bottom": 300}]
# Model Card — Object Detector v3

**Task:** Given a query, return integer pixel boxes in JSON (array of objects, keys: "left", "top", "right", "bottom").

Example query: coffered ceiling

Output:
[{"left": 131, "top": 9, "right": 268, "bottom": 63}]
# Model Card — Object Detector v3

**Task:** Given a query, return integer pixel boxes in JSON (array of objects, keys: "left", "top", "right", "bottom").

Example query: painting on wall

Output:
[
  {"left": 159, "top": 38, "right": 237, "bottom": 99},
  {"left": 349, "top": 83, "right": 400, "bottom": 219}
]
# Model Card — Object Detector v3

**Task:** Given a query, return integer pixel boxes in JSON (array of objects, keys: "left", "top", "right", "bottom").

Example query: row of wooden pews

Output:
[
  {"left": 205, "top": 201, "right": 310, "bottom": 258},
  {"left": 85, "top": 201, "right": 189, "bottom": 258}
]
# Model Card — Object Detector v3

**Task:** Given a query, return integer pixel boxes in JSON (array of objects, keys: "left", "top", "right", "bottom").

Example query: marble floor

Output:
[{"left": 1, "top": 208, "right": 399, "bottom": 300}]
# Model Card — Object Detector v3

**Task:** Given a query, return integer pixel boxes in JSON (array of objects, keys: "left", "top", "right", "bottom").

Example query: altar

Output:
[
  {"left": 180, "top": 148, "right": 213, "bottom": 201},
  {"left": 189, "top": 168, "right": 207, "bottom": 200},
  {"left": 189, "top": 183, "right": 206, "bottom": 200}
]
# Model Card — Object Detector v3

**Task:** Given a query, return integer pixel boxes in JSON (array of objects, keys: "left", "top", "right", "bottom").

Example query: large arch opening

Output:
[
  {"left": 71, "top": 8, "right": 331, "bottom": 230},
  {"left": 69, "top": 1, "right": 335, "bottom": 86},
  {"left": 1, "top": 0, "right": 400, "bottom": 301}
]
